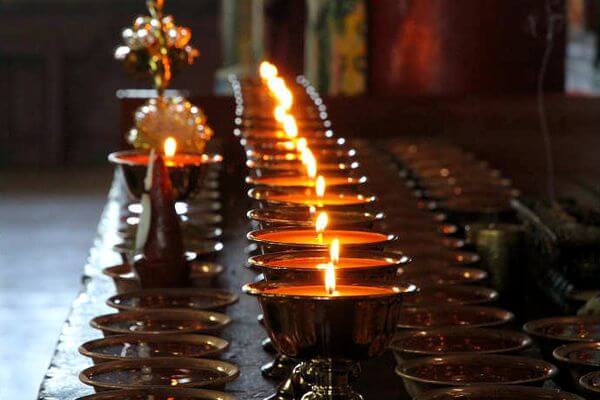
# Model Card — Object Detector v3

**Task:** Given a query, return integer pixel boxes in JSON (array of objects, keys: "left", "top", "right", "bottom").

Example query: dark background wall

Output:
[{"left": 2, "top": 0, "right": 594, "bottom": 200}]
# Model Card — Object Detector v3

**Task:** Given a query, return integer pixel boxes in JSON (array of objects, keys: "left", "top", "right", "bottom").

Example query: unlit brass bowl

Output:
[
  {"left": 118, "top": 223, "right": 223, "bottom": 241},
  {"left": 247, "top": 207, "right": 384, "bottom": 230},
  {"left": 248, "top": 249, "right": 409, "bottom": 283},
  {"left": 395, "top": 354, "right": 558, "bottom": 398},
  {"left": 397, "top": 305, "right": 514, "bottom": 330},
  {"left": 79, "top": 333, "right": 229, "bottom": 364},
  {"left": 400, "top": 266, "right": 488, "bottom": 287},
  {"left": 113, "top": 238, "right": 224, "bottom": 259},
  {"left": 75, "top": 387, "right": 237, "bottom": 400},
  {"left": 386, "top": 237, "right": 466, "bottom": 257},
  {"left": 108, "top": 150, "right": 222, "bottom": 201},
  {"left": 410, "top": 251, "right": 481, "bottom": 267},
  {"left": 103, "top": 261, "right": 224, "bottom": 294},
  {"left": 403, "top": 285, "right": 498, "bottom": 307},
  {"left": 247, "top": 227, "right": 396, "bottom": 253},
  {"left": 390, "top": 327, "right": 532, "bottom": 363},
  {"left": 106, "top": 288, "right": 239, "bottom": 312},
  {"left": 553, "top": 342, "right": 600, "bottom": 390},
  {"left": 90, "top": 309, "right": 230, "bottom": 336},
  {"left": 79, "top": 357, "right": 239, "bottom": 392},
  {"left": 523, "top": 316, "right": 600, "bottom": 361},
  {"left": 578, "top": 371, "right": 600, "bottom": 397},
  {"left": 414, "top": 385, "right": 583, "bottom": 400}
]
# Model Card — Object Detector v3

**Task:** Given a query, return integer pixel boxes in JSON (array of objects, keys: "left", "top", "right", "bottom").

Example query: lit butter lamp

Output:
[
  {"left": 247, "top": 211, "right": 396, "bottom": 254},
  {"left": 247, "top": 207, "right": 384, "bottom": 230},
  {"left": 249, "top": 240, "right": 410, "bottom": 284},
  {"left": 108, "top": 137, "right": 222, "bottom": 201},
  {"left": 244, "top": 264, "right": 416, "bottom": 400},
  {"left": 133, "top": 151, "right": 189, "bottom": 287},
  {"left": 248, "top": 177, "right": 375, "bottom": 211}
]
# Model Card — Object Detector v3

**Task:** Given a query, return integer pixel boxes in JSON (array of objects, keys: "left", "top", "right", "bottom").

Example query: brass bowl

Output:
[
  {"left": 395, "top": 354, "right": 558, "bottom": 398},
  {"left": 397, "top": 305, "right": 514, "bottom": 330},
  {"left": 248, "top": 187, "right": 376, "bottom": 211},
  {"left": 90, "top": 309, "right": 230, "bottom": 336},
  {"left": 79, "top": 333, "right": 229, "bottom": 364},
  {"left": 108, "top": 150, "right": 222, "bottom": 201},
  {"left": 414, "top": 385, "right": 583, "bottom": 400},
  {"left": 245, "top": 146, "right": 356, "bottom": 163},
  {"left": 523, "top": 316, "right": 600, "bottom": 361},
  {"left": 553, "top": 342, "right": 600, "bottom": 390},
  {"left": 403, "top": 285, "right": 498, "bottom": 307},
  {"left": 408, "top": 251, "right": 481, "bottom": 268},
  {"left": 106, "top": 288, "right": 239, "bottom": 313},
  {"left": 245, "top": 172, "right": 367, "bottom": 189},
  {"left": 247, "top": 227, "right": 396, "bottom": 254},
  {"left": 243, "top": 280, "right": 416, "bottom": 360},
  {"left": 103, "top": 260, "right": 224, "bottom": 294},
  {"left": 247, "top": 207, "right": 384, "bottom": 230},
  {"left": 79, "top": 357, "right": 239, "bottom": 392},
  {"left": 246, "top": 159, "right": 359, "bottom": 177},
  {"left": 386, "top": 237, "right": 466, "bottom": 256},
  {"left": 578, "top": 371, "right": 600, "bottom": 397},
  {"left": 113, "top": 240, "right": 224, "bottom": 262},
  {"left": 400, "top": 266, "right": 488, "bottom": 287},
  {"left": 248, "top": 249, "right": 409, "bottom": 283},
  {"left": 75, "top": 387, "right": 236, "bottom": 400},
  {"left": 241, "top": 136, "right": 344, "bottom": 152},
  {"left": 390, "top": 327, "right": 532, "bottom": 363}
]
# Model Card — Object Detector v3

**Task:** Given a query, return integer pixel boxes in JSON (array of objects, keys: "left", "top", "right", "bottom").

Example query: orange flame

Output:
[
  {"left": 282, "top": 114, "right": 298, "bottom": 138},
  {"left": 325, "top": 238, "right": 339, "bottom": 295},
  {"left": 164, "top": 137, "right": 177, "bottom": 157}
]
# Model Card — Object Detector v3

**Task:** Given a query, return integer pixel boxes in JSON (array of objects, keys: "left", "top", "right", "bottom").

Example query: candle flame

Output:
[
  {"left": 315, "top": 211, "right": 328, "bottom": 235},
  {"left": 278, "top": 88, "right": 293, "bottom": 110},
  {"left": 259, "top": 61, "right": 278, "bottom": 80},
  {"left": 301, "top": 149, "right": 317, "bottom": 179},
  {"left": 164, "top": 137, "right": 177, "bottom": 157},
  {"left": 325, "top": 238, "right": 338, "bottom": 295},
  {"left": 282, "top": 114, "right": 298, "bottom": 138},
  {"left": 330, "top": 238, "right": 340, "bottom": 264},
  {"left": 315, "top": 175, "right": 326, "bottom": 197},
  {"left": 274, "top": 105, "right": 287, "bottom": 122},
  {"left": 296, "top": 138, "right": 308, "bottom": 152},
  {"left": 267, "top": 76, "right": 286, "bottom": 94}
]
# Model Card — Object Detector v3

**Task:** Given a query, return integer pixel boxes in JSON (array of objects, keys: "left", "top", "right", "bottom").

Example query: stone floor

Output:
[{"left": 0, "top": 167, "right": 112, "bottom": 400}]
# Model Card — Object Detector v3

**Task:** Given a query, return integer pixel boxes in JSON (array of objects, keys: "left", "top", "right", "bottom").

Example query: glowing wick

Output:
[
  {"left": 325, "top": 238, "right": 339, "bottom": 295},
  {"left": 164, "top": 137, "right": 177, "bottom": 157},
  {"left": 282, "top": 114, "right": 298, "bottom": 138},
  {"left": 315, "top": 175, "right": 326, "bottom": 197},
  {"left": 315, "top": 211, "right": 328, "bottom": 243},
  {"left": 259, "top": 61, "right": 278, "bottom": 80}
]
